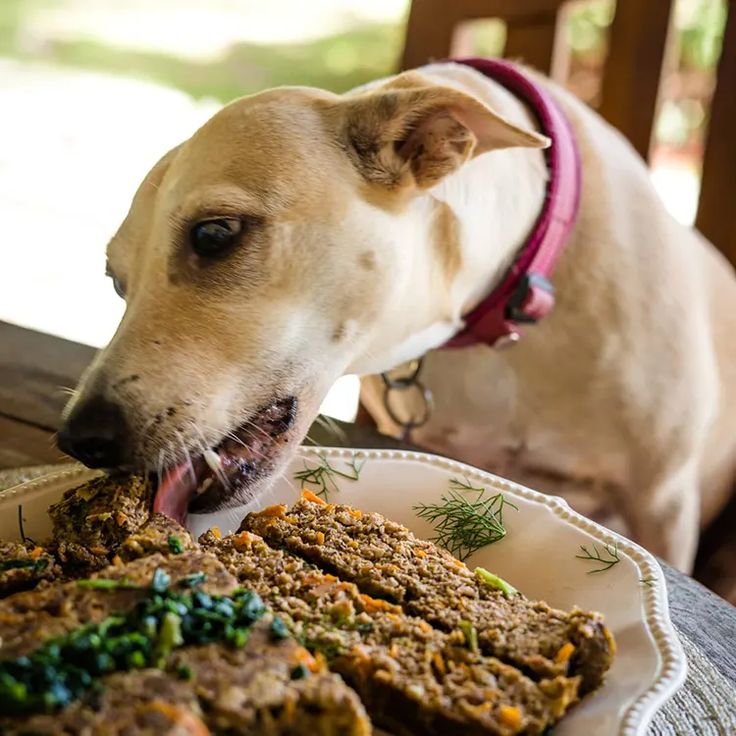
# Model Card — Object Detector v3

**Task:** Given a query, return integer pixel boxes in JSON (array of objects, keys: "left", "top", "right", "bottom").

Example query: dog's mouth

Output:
[{"left": 152, "top": 396, "right": 298, "bottom": 525}]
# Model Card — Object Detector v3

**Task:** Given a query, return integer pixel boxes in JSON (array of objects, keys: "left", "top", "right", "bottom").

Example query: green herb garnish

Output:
[
  {"left": 176, "top": 664, "right": 193, "bottom": 680},
  {"left": 414, "top": 478, "right": 517, "bottom": 561},
  {"left": 0, "top": 557, "right": 49, "bottom": 573},
  {"left": 474, "top": 567, "right": 519, "bottom": 598},
  {"left": 167, "top": 535, "right": 184, "bottom": 554},
  {"left": 180, "top": 572, "right": 206, "bottom": 588},
  {"left": 270, "top": 617, "right": 290, "bottom": 640},
  {"left": 459, "top": 620, "right": 479, "bottom": 653},
  {"left": 293, "top": 453, "right": 365, "bottom": 500},
  {"left": 576, "top": 542, "right": 621, "bottom": 574},
  {"left": 291, "top": 663, "right": 310, "bottom": 680},
  {"left": 77, "top": 577, "right": 140, "bottom": 590},
  {"left": 0, "top": 568, "right": 268, "bottom": 716},
  {"left": 640, "top": 577, "right": 657, "bottom": 588}
]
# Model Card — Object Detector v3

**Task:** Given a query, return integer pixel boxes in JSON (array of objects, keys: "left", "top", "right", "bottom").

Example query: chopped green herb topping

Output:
[
  {"left": 167, "top": 535, "right": 184, "bottom": 554},
  {"left": 77, "top": 577, "right": 140, "bottom": 591},
  {"left": 270, "top": 617, "right": 290, "bottom": 640},
  {"left": 151, "top": 568, "right": 171, "bottom": 592},
  {"left": 176, "top": 664, "right": 193, "bottom": 680},
  {"left": 0, "top": 568, "right": 267, "bottom": 716},
  {"left": 0, "top": 557, "right": 49, "bottom": 573},
  {"left": 474, "top": 567, "right": 519, "bottom": 598},
  {"left": 459, "top": 620, "right": 479, "bottom": 653},
  {"left": 291, "top": 663, "right": 310, "bottom": 680},
  {"left": 180, "top": 572, "right": 206, "bottom": 588}
]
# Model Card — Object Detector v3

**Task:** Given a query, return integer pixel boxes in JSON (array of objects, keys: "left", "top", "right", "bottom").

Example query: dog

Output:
[{"left": 58, "top": 60, "right": 736, "bottom": 572}]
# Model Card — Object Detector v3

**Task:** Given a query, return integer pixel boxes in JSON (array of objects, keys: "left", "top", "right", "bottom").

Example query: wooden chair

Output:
[{"left": 400, "top": 0, "right": 736, "bottom": 268}]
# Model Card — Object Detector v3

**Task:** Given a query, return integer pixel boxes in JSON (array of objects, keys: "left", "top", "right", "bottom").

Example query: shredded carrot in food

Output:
[
  {"left": 432, "top": 652, "right": 446, "bottom": 675},
  {"left": 413, "top": 549, "right": 427, "bottom": 558},
  {"left": 315, "top": 531, "right": 325, "bottom": 545},
  {"left": 29, "top": 546, "right": 43, "bottom": 560},
  {"left": 143, "top": 701, "right": 211, "bottom": 735},
  {"left": 498, "top": 705, "right": 522, "bottom": 729},
  {"left": 349, "top": 645, "right": 369, "bottom": 661},
  {"left": 555, "top": 642, "right": 575, "bottom": 664},
  {"left": 347, "top": 508, "right": 362, "bottom": 519},
  {"left": 359, "top": 594, "right": 401, "bottom": 614},
  {"left": 295, "top": 646, "right": 320, "bottom": 672},
  {"left": 418, "top": 621, "right": 432, "bottom": 633},
  {"left": 259, "top": 504, "right": 287, "bottom": 517},
  {"left": 115, "top": 511, "right": 127, "bottom": 526},
  {"left": 111, "top": 555, "right": 122, "bottom": 566},
  {"left": 301, "top": 489, "right": 326, "bottom": 505},
  {"left": 210, "top": 526, "right": 222, "bottom": 539},
  {"left": 233, "top": 531, "right": 253, "bottom": 550}
]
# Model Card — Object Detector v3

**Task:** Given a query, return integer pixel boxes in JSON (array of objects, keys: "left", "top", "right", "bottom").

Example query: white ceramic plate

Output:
[{"left": 0, "top": 448, "right": 686, "bottom": 735}]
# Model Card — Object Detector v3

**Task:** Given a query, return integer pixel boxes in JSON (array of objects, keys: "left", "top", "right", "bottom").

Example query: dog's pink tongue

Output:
[{"left": 153, "top": 463, "right": 197, "bottom": 526}]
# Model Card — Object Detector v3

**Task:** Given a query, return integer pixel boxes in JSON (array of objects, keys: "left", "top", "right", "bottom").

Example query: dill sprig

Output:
[
  {"left": 414, "top": 477, "right": 517, "bottom": 561},
  {"left": 293, "top": 453, "right": 366, "bottom": 500},
  {"left": 575, "top": 542, "right": 621, "bottom": 574}
]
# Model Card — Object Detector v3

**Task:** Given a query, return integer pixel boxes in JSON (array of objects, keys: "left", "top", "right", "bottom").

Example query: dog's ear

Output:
[{"left": 332, "top": 72, "right": 550, "bottom": 191}]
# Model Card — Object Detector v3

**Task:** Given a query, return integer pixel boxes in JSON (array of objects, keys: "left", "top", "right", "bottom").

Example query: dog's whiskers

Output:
[{"left": 174, "top": 429, "right": 197, "bottom": 486}]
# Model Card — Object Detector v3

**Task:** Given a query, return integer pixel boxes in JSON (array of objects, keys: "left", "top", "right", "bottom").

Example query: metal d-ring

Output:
[{"left": 381, "top": 358, "right": 434, "bottom": 440}]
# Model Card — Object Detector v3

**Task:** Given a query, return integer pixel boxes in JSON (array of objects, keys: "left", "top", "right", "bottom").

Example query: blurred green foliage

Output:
[{"left": 0, "top": 0, "right": 727, "bottom": 107}]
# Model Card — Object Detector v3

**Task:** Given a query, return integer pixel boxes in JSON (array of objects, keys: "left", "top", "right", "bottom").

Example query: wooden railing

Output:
[{"left": 400, "top": 0, "right": 736, "bottom": 267}]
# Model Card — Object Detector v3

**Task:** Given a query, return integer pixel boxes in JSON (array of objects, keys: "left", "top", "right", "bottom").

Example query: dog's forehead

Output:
[{"left": 168, "top": 90, "right": 340, "bottom": 195}]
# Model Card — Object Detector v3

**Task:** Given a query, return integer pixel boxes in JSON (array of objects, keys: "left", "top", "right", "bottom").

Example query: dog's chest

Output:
[{"left": 361, "top": 347, "right": 625, "bottom": 487}]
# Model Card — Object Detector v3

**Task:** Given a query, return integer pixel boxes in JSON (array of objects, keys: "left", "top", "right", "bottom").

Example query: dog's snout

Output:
[{"left": 58, "top": 395, "right": 130, "bottom": 469}]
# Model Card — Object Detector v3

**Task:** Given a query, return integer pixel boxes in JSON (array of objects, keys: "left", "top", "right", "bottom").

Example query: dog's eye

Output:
[
  {"left": 106, "top": 271, "right": 126, "bottom": 299},
  {"left": 191, "top": 218, "right": 242, "bottom": 258}
]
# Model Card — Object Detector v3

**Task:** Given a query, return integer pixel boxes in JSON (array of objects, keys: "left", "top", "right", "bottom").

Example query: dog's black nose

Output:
[{"left": 57, "top": 396, "right": 129, "bottom": 468}]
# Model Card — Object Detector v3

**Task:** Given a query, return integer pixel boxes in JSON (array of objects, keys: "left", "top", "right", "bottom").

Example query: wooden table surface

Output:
[{"left": 1, "top": 316, "right": 735, "bottom": 728}]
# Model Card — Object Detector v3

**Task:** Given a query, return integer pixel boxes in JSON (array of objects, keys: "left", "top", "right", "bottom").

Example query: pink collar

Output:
[{"left": 442, "top": 58, "right": 581, "bottom": 349}]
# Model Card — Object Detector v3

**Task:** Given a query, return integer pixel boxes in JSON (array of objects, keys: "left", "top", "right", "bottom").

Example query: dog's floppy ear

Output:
[{"left": 333, "top": 72, "right": 550, "bottom": 191}]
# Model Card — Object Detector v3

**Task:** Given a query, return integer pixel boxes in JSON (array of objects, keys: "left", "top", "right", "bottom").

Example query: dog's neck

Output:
[{"left": 350, "top": 63, "right": 548, "bottom": 375}]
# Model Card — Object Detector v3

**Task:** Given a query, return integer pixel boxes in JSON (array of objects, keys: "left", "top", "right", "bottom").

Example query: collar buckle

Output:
[{"left": 505, "top": 273, "right": 556, "bottom": 325}]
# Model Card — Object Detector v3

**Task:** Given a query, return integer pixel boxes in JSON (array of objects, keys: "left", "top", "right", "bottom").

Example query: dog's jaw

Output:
[{"left": 153, "top": 396, "right": 298, "bottom": 525}]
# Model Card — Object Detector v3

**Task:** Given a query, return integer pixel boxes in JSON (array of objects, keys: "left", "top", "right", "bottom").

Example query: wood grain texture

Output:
[
  {"left": 696, "top": 2, "right": 736, "bottom": 267},
  {"left": 0, "top": 415, "right": 68, "bottom": 469},
  {"left": 0, "top": 321, "right": 95, "bottom": 431},
  {"left": 400, "top": 0, "right": 567, "bottom": 71},
  {"left": 598, "top": 0, "right": 675, "bottom": 160}
]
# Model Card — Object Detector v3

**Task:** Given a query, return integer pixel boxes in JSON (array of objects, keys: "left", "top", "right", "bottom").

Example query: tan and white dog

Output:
[{"left": 59, "top": 61, "right": 736, "bottom": 572}]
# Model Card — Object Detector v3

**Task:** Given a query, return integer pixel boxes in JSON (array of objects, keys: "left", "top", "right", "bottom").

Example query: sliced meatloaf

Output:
[
  {"left": 202, "top": 528, "right": 579, "bottom": 736},
  {"left": 241, "top": 497, "right": 615, "bottom": 694},
  {"left": 0, "top": 551, "right": 235, "bottom": 658},
  {"left": 0, "top": 552, "right": 371, "bottom": 735},
  {"left": 0, "top": 540, "right": 60, "bottom": 597},
  {"left": 3, "top": 627, "right": 370, "bottom": 735},
  {"left": 47, "top": 475, "right": 196, "bottom": 573}
]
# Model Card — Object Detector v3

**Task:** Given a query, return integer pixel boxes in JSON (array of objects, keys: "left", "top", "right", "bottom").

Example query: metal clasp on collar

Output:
[
  {"left": 381, "top": 358, "right": 433, "bottom": 442},
  {"left": 505, "top": 272, "right": 555, "bottom": 324}
]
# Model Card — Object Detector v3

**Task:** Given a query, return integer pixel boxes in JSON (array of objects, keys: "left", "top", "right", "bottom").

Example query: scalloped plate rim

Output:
[{"left": 0, "top": 447, "right": 687, "bottom": 735}]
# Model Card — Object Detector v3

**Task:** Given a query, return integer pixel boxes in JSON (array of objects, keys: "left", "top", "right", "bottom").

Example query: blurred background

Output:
[{"left": 0, "top": 0, "right": 729, "bottom": 420}]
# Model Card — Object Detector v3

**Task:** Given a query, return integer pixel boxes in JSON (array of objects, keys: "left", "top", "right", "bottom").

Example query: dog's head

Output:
[{"left": 58, "top": 71, "right": 546, "bottom": 521}]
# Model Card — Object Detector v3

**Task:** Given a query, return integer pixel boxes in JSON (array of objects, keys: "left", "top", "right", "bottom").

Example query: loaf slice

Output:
[
  {"left": 203, "top": 527, "right": 579, "bottom": 736},
  {"left": 241, "top": 497, "right": 615, "bottom": 693}
]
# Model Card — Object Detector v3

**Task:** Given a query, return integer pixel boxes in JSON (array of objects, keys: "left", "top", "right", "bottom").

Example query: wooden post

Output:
[
  {"left": 696, "top": 3, "right": 736, "bottom": 266},
  {"left": 598, "top": 0, "right": 675, "bottom": 161},
  {"left": 400, "top": 0, "right": 568, "bottom": 72}
]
